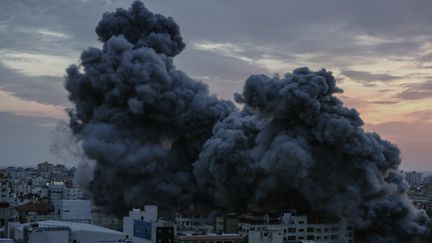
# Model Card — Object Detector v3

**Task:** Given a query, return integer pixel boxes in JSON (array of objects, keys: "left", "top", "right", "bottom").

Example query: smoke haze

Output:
[{"left": 64, "top": 1, "right": 429, "bottom": 241}]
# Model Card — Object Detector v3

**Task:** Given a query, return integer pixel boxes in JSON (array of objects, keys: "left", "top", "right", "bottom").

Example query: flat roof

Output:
[
  {"left": 176, "top": 234, "right": 242, "bottom": 240},
  {"left": 16, "top": 220, "right": 125, "bottom": 235}
]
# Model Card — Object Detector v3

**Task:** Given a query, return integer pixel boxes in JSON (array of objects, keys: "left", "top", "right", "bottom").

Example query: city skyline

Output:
[{"left": 0, "top": 0, "right": 431, "bottom": 171}]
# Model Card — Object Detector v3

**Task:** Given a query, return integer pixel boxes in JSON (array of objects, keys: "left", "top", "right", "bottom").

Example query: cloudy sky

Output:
[{"left": 0, "top": 0, "right": 431, "bottom": 171}]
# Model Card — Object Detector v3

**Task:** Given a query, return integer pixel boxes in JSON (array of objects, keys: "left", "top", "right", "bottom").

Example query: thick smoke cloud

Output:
[{"left": 65, "top": 1, "right": 429, "bottom": 241}]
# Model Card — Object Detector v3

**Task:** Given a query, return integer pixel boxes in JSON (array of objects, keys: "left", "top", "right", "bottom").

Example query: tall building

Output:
[
  {"left": 37, "top": 161, "right": 54, "bottom": 173},
  {"left": 405, "top": 171, "right": 423, "bottom": 186},
  {"left": 47, "top": 182, "right": 65, "bottom": 206},
  {"left": 423, "top": 175, "right": 432, "bottom": 186}
]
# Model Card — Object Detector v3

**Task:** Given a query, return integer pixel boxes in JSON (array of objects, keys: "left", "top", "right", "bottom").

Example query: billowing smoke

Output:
[{"left": 64, "top": 1, "right": 429, "bottom": 241}]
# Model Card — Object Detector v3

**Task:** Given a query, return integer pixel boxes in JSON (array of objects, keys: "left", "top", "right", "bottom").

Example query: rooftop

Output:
[{"left": 16, "top": 220, "right": 125, "bottom": 235}]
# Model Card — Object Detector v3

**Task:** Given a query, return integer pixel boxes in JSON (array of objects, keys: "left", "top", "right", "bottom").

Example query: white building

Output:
[
  {"left": 64, "top": 187, "right": 84, "bottom": 200},
  {"left": 57, "top": 200, "right": 91, "bottom": 224},
  {"left": 47, "top": 182, "right": 65, "bottom": 206},
  {"left": 123, "top": 206, "right": 175, "bottom": 243},
  {"left": 239, "top": 211, "right": 354, "bottom": 243},
  {"left": 13, "top": 220, "right": 130, "bottom": 243}
]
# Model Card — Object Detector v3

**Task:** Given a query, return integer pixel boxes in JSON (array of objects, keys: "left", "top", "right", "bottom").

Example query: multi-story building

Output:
[
  {"left": 0, "top": 174, "right": 11, "bottom": 203},
  {"left": 56, "top": 200, "right": 91, "bottom": 224},
  {"left": 92, "top": 208, "right": 122, "bottom": 231},
  {"left": 175, "top": 233, "right": 242, "bottom": 243},
  {"left": 8, "top": 168, "right": 27, "bottom": 180},
  {"left": 15, "top": 199, "right": 55, "bottom": 223},
  {"left": 238, "top": 211, "right": 354, "bottom": 243},
  {"left": 215, "top": 213, "right": 239, "bottom": 234},
  {"left": 405, "top": 171, "right": 423, "bottom": 186},
  {"left": 47, "top": 182, "right": 65, "bottom": 206},
  {"left": 123, "top": 206, "right": 175, "bottom": 243},
  {"left": 175, "top": 208, "right": 212, "bottom": 232},
  {"left": 63, "top": 187, "right": 84, "bottom": 200},
  {"left": 0, "top": 202, "right": 18, "bottom": 234},
  {"left": 424, "top": 175, "right": 432, "bottom": 186},
  {"left": 37, "top": 161, "right": 54, "bottom": 173}
]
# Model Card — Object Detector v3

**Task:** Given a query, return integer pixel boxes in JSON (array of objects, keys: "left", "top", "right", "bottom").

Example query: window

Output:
[
  {"left": 298, "top": 221, "right": 304, "bottom": 224},
  {"left": 307, "top": 227, "right": 314, "bottom": 232}
]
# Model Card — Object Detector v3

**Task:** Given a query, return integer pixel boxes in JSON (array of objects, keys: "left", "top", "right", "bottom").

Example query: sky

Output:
[{"left": 0, "top": 0, "right": 431, "bottom": 171}]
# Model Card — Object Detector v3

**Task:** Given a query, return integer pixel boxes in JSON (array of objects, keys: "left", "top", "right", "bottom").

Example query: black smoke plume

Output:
[{"left": 65, "top": 1, "right": 429, "bottom": 241}]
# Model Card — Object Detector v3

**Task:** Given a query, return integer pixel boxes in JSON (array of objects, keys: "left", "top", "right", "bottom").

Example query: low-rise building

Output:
[
  {"left": 13, "top": 220, "right": 130, "bottom": 243},
  {"left": 57, "top": 200, "right": 91, "bottom": 224},
  {"left": 239, "top": 211, "right": 354, "bottom": 243},
  {"left": 175, "top": 233, "right": 242, "bottom": 243},
  {"left": 92, "top": 208, "right": 122, "bottom": 231},
  {"left": 15, "top": 199, "right": 55, "bottom": 223},
  {"left": 123, "top": 206, "right": 175, "bottom": 243},
  {"left": 215, "top": 213, "right": 239, "bottom": 234}
]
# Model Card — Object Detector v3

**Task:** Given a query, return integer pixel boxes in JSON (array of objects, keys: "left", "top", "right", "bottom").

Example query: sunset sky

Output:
[{"left": 0, "top": 0, "right": 431, "bottom": 171}]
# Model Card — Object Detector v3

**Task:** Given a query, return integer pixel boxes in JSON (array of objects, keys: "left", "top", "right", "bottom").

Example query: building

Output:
[
  {"left": 215, "top": 213, "right": 239, "bottom": 234},
  {"left": 92, "top": 208, "right": 122, "bottom": 231},
  {"left": 238, "top": 211, "right": 354, "bottom": 243},
  {"left": 123, "top": 206, "right": 175, "bottom": 243},
  {"left": 37, "top": 162, "right": 54, "bottom": 173},
  {"left": 13, "top": 220, "right": 130, "bottom": 243},
  {"left": 63, "top": 187, "right": 84, "bottom": 200},
  {"left": 175, "top": 208, "right": 212, "bottom": 232},
  {"left": 0, "top": 203, "right": 18, "bottom": 238},
  {"left": 0, "top": 175, "right": 10, "bottom": 204},
  {"left": 15, "top": 199, "right": 55, "bottom": 223},
  {"left": 175, "top": 233, "right": 242, "bottom": 243},
  {"left": 405, "top": 171, "right": 423, "bottom": 186},
  {"left": 423, "top": 175, "right": 432, "bottom": 186},
  {"left": 57, "top": 200, "right": 91, "bottom": 224}
]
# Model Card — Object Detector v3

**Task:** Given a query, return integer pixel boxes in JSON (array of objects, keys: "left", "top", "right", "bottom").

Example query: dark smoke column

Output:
[
  {"left": 194, "top": 69, "right": 430, "bottom": 242},
  {"left": 65, "top": 1, "right": 234, "bottom": 215},
  {"left": 65, "top": 1, "right": 429, "bottom": 242}
]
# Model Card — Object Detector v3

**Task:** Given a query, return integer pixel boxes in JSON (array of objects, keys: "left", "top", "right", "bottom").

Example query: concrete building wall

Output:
[{"left": 58, "top": 200, "right": 91, "bottom": 224}]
